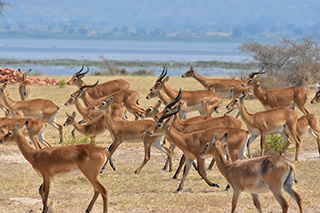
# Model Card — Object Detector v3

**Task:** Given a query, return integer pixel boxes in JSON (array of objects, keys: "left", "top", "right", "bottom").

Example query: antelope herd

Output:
[{"left": 2, "top": 65, "right": 320, "bottom": 212}]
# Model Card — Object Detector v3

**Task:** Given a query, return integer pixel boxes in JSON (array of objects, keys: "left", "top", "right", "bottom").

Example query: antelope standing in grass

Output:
[
  {"left": 94, "top": 96, "right": 172, "bottom": 174},
  {"left": 148, "top": 106, "right": 250, "bottom": 192},
  {"left": 200, "top": 133, "right": 303, "bottom": 213},
  {"left": 226, "top": 91, "right": 302, "bottom": 160},
  {"left": 0, "top": 121, "right": 109, "bottom": 213},
  {"left": 0, "top": 83, "right": 63, "bottom": 143},
  {"left": 243, "top": 68, "right": 310, "bottom": 115}
]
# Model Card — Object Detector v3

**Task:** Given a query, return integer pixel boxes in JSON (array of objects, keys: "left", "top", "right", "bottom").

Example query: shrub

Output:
[
  {"left": 59, "top": 79, "right": 66, "bottom": 88},
  {"left": 264, "top": 135, "right": 296, "bottom": 155},
  {"left": 63, "top": 135, "right": 92, "bottom": 145},
  {"left": 131, "top": 69, "right": 154, "bottom": 76}
]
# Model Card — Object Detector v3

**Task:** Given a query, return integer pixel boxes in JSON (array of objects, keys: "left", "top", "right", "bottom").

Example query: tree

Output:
[{"left": 239, "top": 36, "right": 320, "bottom": 87}]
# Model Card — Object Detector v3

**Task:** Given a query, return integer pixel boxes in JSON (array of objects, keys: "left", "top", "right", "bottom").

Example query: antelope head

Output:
[
  {"left": 150, "top": 66, "right": 169, "bottom": 92},
  {"left": 18, "top": 68, "right": 32, "bottom": 81},
  {"left": 311, "top": 84, "right": 320, "bottom": 104},
  {"left": 67, "top": 65, "right": 90, "bottom": 85},
  {"left": 242, "top": 67, "right": 266, "bottom": 87},
  {"left": 200, "top": 133, "right": 228, "bottom": 159},
  {"left": 63, "top": 111, "right": 76, "bottom": 126},
  {"left": 181, "top": 66, "right": 195, "bottom": 78},
  {"left": 226, "top": 90, "right": 252, "bottom": 111}
]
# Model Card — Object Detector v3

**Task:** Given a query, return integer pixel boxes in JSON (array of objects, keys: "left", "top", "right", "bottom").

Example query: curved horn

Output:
[
  {"left": 159, "top": 102, "right": 183, "bottom": 123},
  {"left": 157, "top": 66, "right": 167, "bottom": 81},
  {"left": 166, "top": 89, "right": 182, "bottom": 109},
  {"left": 79, "top": 80, "right": 99, "bottom": 91},
  {"left": 75, "top": 65, "right": 84, "bottom": 76},
  {"left": 248, "top": 67, "right": 266, "bottom": 78},
  {"left": 77, "top": 65, "right": 89, "bottom": 77}
]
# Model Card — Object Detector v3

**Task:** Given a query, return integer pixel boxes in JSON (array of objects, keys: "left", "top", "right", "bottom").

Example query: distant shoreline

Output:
[{"left": 0, "top": 58, "right": 256, "bottom": 70}]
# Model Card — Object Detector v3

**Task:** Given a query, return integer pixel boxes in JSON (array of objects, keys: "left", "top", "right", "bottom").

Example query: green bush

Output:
[
  {"left": 59, "top": 79, "right": 66, "bottom": 88},
  {"left": 264, "top": 135, "right": 296, "bottom": 155},
  {"left": 63, "top": 135, "right": 92, "bottom": 145}
]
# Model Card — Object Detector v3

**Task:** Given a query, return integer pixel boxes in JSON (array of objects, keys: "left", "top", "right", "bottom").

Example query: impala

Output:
[
  {"left": 200, "top": 133, "right": 303, "bottom": 213},
  {"left": 243, "top": 68, "right": 310, "bottom": 115},
  {"left": 18, "top": 68, "right": 32, "bottom": 100},
  {"left": 158, "top": 101, "right": 248, "bottom": 180},
  {"left": 78, "top": 81, "right": 145, "bottom": 120},
  {"left": 0, "top": 117, "right": 51, "bottom": 149},
  {"left": 64, "top": 89, "right": 105, "bottom": 137},
  {"left": 0, "top": 121, "right": 109, "bottom": 213},
  {"left": 147, "top": 107, "right": 250, "bottom": 192},
  {"left": 150, "top": 67, "right": 222, "bottom": 117},
  {"left": 226, "top": 91, "right": 302, "bottom": 160},
  {"left": 182, "top": 66, "right": 249, "bottom": 97},
  {"left": 63, "top": 111, "right": 107, "bottom": 144},
  {"left": 310, "top": 86, "right": 320, "bottom": 104},
  {"left": 94, "top": 96, "right": 172, "bottom": 174},
  {"left": 296, "top": 113, "right": 320, "bottom": 155},
  {"left": 0, "top": 83, "right": 63, "bottom": 143},
  {"left": 67, "top": 65, "right": 130, "bottom": 102}
]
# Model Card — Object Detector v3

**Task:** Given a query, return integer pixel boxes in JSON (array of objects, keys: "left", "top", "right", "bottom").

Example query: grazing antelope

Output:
[
  {"left": 0, "top": 117, "right": 51, "bottom": 149},
  {"left": 63, "top": 111, "right": 107, "bottom": 144},
  {"left": 67, "top": 65, "right": 130, "bottom": 102},
  {"left": 0, "top": 121, "right": 109, "bottom": 213},
  {"left": 310, "top": 85, "right": 320, "bottom": 104},
  {"left": 79, "top": 82, "right": 145, "bottom": 120},
  {"left": 94, "top": 96, "right": 172, "bottom": 174},
  {"left": 150, "top": 67, "right": 222, "bottom": 117},
  {"left": 243, "top": 68, "right": 310, "bottom": 115},
  {"left": 200, "top": 133, "right": 303, "bottom": 213},
  {"left": 0, "top": 83, "right": 63, "bottom": 143},
  {"left": 18, "top": 68, "right": 32, "bottom": 100},
  {"left": 182, "top": 66, "right": 249, "bottom": 97},
  {"left": 147, "top": 107, "right": 249, "bottom": 192},
  {"left": 226, "top": 91, "right": 302, "bottom": 160}
]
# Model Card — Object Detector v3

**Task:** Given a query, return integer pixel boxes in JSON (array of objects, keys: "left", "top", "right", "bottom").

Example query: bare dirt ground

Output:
[{"left": 0, "top": 75, "right": 319, "bottom": 212}]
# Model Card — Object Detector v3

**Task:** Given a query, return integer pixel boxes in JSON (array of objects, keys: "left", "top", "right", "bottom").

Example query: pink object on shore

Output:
[{"left": 0, "top": 67, "right": 60, "bottom": 85}]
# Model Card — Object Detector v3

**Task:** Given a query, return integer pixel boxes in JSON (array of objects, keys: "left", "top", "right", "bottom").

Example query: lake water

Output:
[{"left": 0, "top": 39, "right": 252, "bottom": 76}]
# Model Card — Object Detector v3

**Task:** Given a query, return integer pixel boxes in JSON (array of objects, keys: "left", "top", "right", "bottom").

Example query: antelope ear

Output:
[
  {"left": 163, "top": 76, "right": 169, "bottom": 83},
  {"left": 220, "top": 133, "right": 228, "bottom": 143},
  {"left": 211, "top": 133, "right": 219, "bottom": 144},
  {"left": 65, "top": 112, "right": 71, "bottom": 117},
  {"left": 14, "top": 122, "right": 21, "bottom": 132},
  {"left": 27, "top": 69, "right": 32, "bottom": 73},
  {"left": 107, "top": 95, "right": 114, "bottom": 105},
  {"left": 18, "top": 68, "right": 23, "bottom": 74},
  {"left": 72, "top": 111, "right": 76, "bottom": 117}
]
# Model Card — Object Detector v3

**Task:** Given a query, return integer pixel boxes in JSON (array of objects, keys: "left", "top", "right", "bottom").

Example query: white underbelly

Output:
[{"left": 184, "top": 104, "right": 203, "bottom": 112}]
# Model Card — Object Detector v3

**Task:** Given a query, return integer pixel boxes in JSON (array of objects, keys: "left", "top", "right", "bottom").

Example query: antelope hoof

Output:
[
  {"left": 211, "top": 183, "right": 219, "bottom": 188},
  {"left": 224, "top": 184, "right": 231, "bottom": 191}
]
